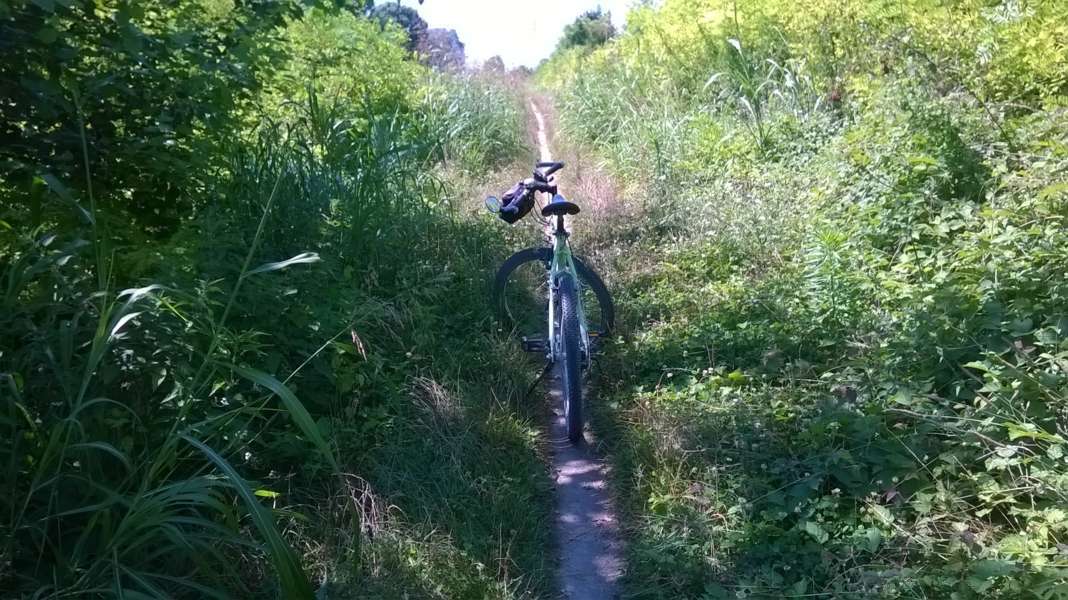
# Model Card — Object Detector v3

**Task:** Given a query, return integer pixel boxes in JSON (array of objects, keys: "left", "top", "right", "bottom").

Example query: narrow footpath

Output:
[{"left": 529, "top": 99, "right": 624, "bottom": 600}]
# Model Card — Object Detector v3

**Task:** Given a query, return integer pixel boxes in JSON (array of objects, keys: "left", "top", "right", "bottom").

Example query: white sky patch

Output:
[{"left": 399, "top": 0, "right": 635, "bottom": 68}]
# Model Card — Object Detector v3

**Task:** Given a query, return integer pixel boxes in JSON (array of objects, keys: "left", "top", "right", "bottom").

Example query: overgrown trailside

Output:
[
  {"left": 542, "top": 1, "right": 1068, "bottom": 598},
  {"left": 1, "top": 3, "right": 552, "bottom": 598}
]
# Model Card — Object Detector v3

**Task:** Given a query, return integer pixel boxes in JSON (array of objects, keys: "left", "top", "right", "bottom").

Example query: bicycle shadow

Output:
[{"left": 546, "top": 365, "right": 624, "bottom": 599}]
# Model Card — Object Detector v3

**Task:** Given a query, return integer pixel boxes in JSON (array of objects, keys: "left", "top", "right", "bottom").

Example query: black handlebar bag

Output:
[{"left": 498, "top": 183, "right": 535, "bottom": 224}]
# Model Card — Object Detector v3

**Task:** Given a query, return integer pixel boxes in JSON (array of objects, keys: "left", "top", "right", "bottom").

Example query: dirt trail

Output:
[
  {"left": 531, "top": 101, "right": 553, "bottom": 163},
  {"left": 529, "top": 99, "right": 624, "bottom": 600}
]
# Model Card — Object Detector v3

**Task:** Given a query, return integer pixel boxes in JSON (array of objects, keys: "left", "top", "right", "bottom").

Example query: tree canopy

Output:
[
  {"left": 556, "top": 9, "right": 616, "bottom": 53},
  {"left": 369, "top": 3, "right": 428, "bottom": 51}
]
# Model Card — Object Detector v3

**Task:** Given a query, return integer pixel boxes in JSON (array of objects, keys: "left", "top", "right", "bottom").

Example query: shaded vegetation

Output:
[
  {"left": 1, "top": 1, "right": 549, "bottom": 598},
  {"left": 541, "top": 0, "right": 1068, "bottom": 598}
]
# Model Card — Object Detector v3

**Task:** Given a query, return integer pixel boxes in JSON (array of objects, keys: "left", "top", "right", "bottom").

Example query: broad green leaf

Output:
[
  {"left": 1038, "top": 182, "right": 1068, "bottom": 201},
  {"left": 1008, "top": 318, "right": 1033, "bottom": 336},
  {"left": 802, "top": 520, "right": 829, "bottom": 543},
  {"left": 996, "top": 445, "right": 1018, "bottom": 458},
  {"left": 1005, "top": 422, "right": 1065, "bottom": 444},
  {"left": 863, "top": 527, "right": 882, "bottom": 552},
  {"left": 891, "top": 389, "right": 914, "bottom": 406},
  {"left": 870, "top": 504, "right": 893, "bottom": 525},
  {"left": 971, "top": 559, "right": 1018, "bottom": 579}
]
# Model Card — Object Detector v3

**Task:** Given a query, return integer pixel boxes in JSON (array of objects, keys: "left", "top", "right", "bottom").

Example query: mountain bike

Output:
[{"left": 485, "top": 161, "right": 614, "bottom": 443}]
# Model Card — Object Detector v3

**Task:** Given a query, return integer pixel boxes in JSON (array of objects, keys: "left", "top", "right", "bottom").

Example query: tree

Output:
[
  {"left": 370, "top": 3, "right": 428, "bottom": 51},
  {"left": 353, "top": 0, "right": 423, "bottom": 13},
  {"left": 418, "top": 28, "right": 466, "bottom": 71},
  {"left": 0, "top": 0, "right": 301, "bottom": 238},
  {"left": 483, "top": 55, "right": 506, "bottom": 73},
  {"left": 556, "top": 8, "right": 616, "bottom": 53}
]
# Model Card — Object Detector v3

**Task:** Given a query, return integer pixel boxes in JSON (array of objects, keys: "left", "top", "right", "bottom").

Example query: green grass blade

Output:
[
  {"left": 69, "top": 441, "right": 132, "bottom": 472},
  {"left": 141, "top": 571, "right": 232, "bottom": 600},
  {"left": 182, "top": 434, "right": 314, "bottom": 600},
  {"left": 246, "top": 252, "right": 321, "bottom": 277},
  {"left": 228, "top": 364, "right": 339, "bottom": 472}
]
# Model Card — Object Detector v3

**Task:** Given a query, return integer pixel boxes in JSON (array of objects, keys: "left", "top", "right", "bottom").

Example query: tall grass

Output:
[
  {"left": 1, "top": 124, "right": 337, "bottom": 596},
  {"left": 2, "top": 55, "right": 545, "bottom": 596},
  {"left": 540, "top": 0, "right": 1068, "bottom": 597},
  {"left": 422, "top": 72, "right": 527, "bottom": 176}
]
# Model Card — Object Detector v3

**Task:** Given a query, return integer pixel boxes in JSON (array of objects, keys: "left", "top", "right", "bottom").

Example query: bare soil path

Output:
[{"left": 529, "top": 99, "right": 624, "bottom": 600}]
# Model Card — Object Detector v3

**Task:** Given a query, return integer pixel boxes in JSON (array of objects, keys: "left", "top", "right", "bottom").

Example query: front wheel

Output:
[
  {"left": 492, "top": 247, "right": 614, "bottom": 339},
  {"left": 556, "top": 273, "right": 584, "bottom": 444}
]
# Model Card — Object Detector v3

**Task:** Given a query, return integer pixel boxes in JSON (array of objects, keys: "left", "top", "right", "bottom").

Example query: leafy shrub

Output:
[
  {"left": 2, "top": 4, "right": 545, "bottom": 598},
  {"left": 542, "top": 0, "right": 1068, "bottom": 597},
  {"left": 0, "top": 0, "right": 301, "bottom": 238}
]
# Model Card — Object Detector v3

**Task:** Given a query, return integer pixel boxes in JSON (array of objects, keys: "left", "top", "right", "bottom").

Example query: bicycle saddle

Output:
[{"left": 542, "top": 193, "right": 580, "bottom": 217}]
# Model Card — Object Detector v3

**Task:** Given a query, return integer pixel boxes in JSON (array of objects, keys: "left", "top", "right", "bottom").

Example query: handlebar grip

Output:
[{"left": 536, "top": 161, "right": 565, "bottom": 177}]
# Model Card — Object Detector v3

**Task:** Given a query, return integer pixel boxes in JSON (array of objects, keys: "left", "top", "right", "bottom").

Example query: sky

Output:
[{"left": 398, "top": 0, "right": 635, "bottom": 68}]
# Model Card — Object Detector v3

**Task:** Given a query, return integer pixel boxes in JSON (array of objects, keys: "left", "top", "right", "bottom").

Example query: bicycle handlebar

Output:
[
  {"left": 486, "top": 161, "right": 567, "bottom": 222},
  {"left": 525, "top": 179, "right": 556, "bottom": 194},
  {"left": 536, "top": 161, "right": 565, "bottom": 179}
]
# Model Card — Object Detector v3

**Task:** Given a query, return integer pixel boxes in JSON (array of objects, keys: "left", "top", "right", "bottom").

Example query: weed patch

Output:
[{"left": 543, "top": 1, "right": 1068, "bottom": 597}]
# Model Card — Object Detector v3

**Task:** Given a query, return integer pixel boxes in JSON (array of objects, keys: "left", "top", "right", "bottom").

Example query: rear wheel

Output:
[
  {"left": 556, "top": 273, "right": 584, "bottom": 444},
  {"left": 492, "top": 247, "right": 613, "bottom": 339}
]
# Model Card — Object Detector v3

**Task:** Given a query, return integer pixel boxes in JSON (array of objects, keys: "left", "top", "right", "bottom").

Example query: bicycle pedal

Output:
[
  {"left": 588, "top": 331, "right": 604, "bottom": 353},
  {"left": 521, "top": 336, "right": 548, "bottom": 353}
]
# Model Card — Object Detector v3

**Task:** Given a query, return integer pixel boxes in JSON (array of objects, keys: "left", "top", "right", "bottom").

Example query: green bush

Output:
[
  {"left": 542, "top": 0, "right": 1068, "bottom": 597},
  {"left": 2, "top": 4, "right": 546, "bottom": 598}
]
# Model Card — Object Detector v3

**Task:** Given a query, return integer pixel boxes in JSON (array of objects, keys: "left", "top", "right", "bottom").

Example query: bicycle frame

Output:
[{"left": 546, "top": 214, "right": 591, "bottom": 365}]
